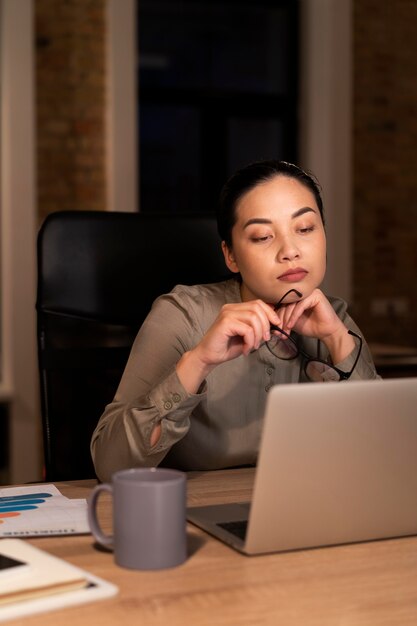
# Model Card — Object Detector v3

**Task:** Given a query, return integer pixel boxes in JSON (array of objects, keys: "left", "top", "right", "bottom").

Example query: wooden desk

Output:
[{"left": 8, "top": 468, "right": 417, "bottom": 625}]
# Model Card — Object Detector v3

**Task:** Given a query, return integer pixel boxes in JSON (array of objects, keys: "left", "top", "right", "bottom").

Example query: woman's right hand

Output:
[{"left": 176, "top": 300, "right": 280, "bottom": 394}]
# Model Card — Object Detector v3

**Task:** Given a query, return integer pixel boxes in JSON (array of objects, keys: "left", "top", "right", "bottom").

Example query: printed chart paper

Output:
[{"left": 0, "top": 485, "right": 89, "bottom": 536}]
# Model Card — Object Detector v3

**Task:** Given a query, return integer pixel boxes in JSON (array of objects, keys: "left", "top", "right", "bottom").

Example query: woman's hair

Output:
[{"left": 216, "top": 159, "right": 324, "bottom": 247}]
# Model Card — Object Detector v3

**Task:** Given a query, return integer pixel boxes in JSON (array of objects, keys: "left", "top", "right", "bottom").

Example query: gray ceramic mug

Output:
[{"left": 88, "top": 467, "right": 187, "bottom": 570}]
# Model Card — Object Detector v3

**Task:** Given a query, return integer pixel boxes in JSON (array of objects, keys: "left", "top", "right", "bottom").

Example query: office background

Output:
[
  {"left": 1, "top": 0, "right": 416, "bottom": 482},
  {"left": 34, "top": 0, "right": 417, "bottom": 344}
]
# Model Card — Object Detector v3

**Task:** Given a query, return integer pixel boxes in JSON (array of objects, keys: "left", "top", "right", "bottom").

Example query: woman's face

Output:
[{"left": 222, "top": 175, "right": 326, "bottom": 304}]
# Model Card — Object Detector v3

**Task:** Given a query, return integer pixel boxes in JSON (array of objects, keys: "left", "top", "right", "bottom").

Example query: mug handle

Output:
[{"left": 88, "top": 483, "right": 114, "bottom": 549}]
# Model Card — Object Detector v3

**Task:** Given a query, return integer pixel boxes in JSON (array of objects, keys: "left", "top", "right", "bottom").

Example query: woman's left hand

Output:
[{"left": 275, "top": 288, "right": 356, "bottom": 363}]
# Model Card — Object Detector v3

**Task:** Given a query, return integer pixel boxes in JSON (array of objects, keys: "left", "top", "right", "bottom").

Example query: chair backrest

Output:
[{"left": 36, "top": 210, "right": 230, "bottom": 481}]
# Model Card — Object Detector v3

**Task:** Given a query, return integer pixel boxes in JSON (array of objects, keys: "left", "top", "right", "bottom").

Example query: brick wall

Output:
[
  {"left": 35, "top": 0, "right": 106, "bottom": 224},
  {"left": 353, "top": 0, "right": 417, "bottom": 345}
]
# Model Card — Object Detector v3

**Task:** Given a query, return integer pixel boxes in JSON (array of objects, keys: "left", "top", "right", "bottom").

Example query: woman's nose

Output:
[{"left": 276, "top": 238, "right": 300, "bottom": 262}]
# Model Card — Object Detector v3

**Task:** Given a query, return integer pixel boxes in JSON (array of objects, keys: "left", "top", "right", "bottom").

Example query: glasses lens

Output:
[
  {"left": 305, "top": 360, "right": 341, "bottom": 382},
  {"left": 266, "top": 334, "right": 298, "bottom": 360}
]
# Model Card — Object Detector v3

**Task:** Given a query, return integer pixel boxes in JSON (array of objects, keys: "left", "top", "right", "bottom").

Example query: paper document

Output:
[{"left": 0, "top": 485, "right": 89, "bottom": 537}]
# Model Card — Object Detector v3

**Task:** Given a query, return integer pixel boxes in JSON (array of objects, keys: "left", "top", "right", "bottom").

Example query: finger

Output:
[
  {"left": 242, "top": 309, "right": 270, "bottom": 348},
  {"left": 270, "top": 326, "right": 290, "bottom": 341},
  {"left": 254, "top": 301, "right": 283, "bottom": 339},
  {"left": 275, "top": 302, "right": 298, "bottom": 333},
  {"left": 228, "top": 321, "right": 265, "bottom": 356},
  {"left": 228, "top": 301, "right": 276, "bottom": 343},
  {"left": 285, "top": 300, "right": 311, "bottom": 329}
]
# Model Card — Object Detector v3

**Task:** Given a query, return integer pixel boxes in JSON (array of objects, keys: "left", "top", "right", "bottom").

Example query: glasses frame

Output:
[{"left": 266, "top": 325, "right": 363, "bottom": 381}]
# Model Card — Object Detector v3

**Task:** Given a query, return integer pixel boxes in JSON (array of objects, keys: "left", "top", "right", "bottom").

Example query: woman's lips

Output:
[{"left": 278, "top": 269, "right": 308, "bottom": 283}]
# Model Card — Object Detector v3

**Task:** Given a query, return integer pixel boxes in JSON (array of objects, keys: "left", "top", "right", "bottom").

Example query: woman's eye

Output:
[
  {"left": 251, "top": 235, "right": 271, "bottom": 242},
  {"left": 298, "top": 226, "right": 315, "bottom": 234}
]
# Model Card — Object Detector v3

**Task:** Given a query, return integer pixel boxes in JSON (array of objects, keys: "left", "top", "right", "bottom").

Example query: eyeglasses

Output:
[{"left": 266, "top": 289, "right": 363, "bottom": 382}]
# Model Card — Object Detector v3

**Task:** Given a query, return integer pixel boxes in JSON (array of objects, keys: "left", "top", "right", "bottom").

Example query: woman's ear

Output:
[{"left": 221, "top": 241, "right": 240, "bottom": 273}]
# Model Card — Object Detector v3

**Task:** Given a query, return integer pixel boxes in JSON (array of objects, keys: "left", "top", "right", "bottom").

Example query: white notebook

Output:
[{"left": 0, "top": 539, "right": 117, "bottom": 622}]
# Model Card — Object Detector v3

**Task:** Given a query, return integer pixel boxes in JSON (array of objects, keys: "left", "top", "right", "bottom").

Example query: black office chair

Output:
[{"left": 36, "top": 210, "right": 231, "bottom": 481}]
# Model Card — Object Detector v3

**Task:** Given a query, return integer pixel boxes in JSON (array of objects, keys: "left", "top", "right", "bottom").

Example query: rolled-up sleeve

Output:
[
  {"left": 91, "top": 368, "right": 207, "bottom": 481},
  {"left": 333, "top": 341, "right": 379, "bottom": 380},
  {"left": 90, "top": 289, "right": 208, "bottom": 482}
]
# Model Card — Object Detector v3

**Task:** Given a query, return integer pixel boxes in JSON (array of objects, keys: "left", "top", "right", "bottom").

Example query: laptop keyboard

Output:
[{"left": 217, "top": 520, "right": 248, "bottom": 541}]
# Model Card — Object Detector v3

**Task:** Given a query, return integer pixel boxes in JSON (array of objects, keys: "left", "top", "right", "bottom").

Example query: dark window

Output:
[{"left": 138, "top": 0, "right": 299, "bottom": 213}]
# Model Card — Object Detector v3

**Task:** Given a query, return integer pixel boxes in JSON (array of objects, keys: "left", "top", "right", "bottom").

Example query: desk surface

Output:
[{"left": 7, "top": 468, "right": 417, "bottom": 626}]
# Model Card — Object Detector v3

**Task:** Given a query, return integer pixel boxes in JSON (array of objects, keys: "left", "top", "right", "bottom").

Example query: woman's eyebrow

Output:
[
  {"left": 243, "top": 207, "right": 317, "bottom": 229},
  {"left": 291, "top": 207, "right": 316, "bottom": 219},
  {"left": 243, "top": 218, "right": 272, "bottom": 229}
]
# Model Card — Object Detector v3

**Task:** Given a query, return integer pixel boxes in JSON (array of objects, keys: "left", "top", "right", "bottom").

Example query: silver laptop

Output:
[{"left": 187, "top": 377, "right": 417, "bottom": 555}]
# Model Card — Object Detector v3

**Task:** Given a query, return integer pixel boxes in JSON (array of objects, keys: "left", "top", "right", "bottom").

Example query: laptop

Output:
[{"left": 187, "top": 377, "right": 417, "bottom": 555}]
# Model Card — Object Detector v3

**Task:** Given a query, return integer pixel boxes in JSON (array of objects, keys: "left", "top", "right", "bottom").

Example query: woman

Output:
[{"left": 91, "top": 160, "right": 379, "bottom": 482}]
